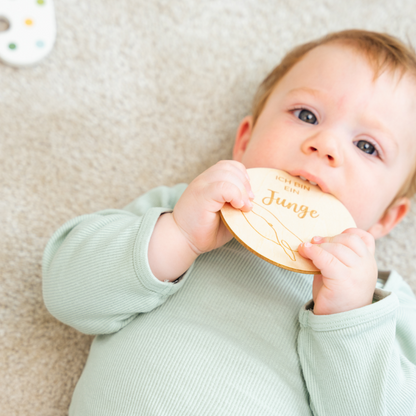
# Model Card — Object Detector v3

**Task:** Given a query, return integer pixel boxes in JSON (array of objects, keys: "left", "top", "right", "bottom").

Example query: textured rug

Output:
[{"left": 1, "top": 0, "right": 416, "bottom": 414}]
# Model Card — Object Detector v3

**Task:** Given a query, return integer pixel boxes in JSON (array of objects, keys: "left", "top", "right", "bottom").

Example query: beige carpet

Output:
[{"left": 1, "top": 0, "right": 416, "bottom": 414}]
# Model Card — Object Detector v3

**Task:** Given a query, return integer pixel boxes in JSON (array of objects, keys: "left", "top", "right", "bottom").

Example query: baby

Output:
[{"left": 43, "top": 29, "right": 416, "bottom": 415}]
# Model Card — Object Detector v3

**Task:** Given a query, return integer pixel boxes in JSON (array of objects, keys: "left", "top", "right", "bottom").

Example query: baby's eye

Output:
[
  {"left": 294, "top": 109, "right": 318, "bottom": 125},
  {"left": 355, "top": 140, "right": 378, "bottom": 156}
]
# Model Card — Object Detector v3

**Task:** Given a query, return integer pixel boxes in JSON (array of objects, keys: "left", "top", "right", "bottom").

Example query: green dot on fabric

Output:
[
  {"left": 37, "top": 0, "right": 45, "bottom": 5},
  {"left": 8, "top": 43, "right": 16, "bottom": 50}
]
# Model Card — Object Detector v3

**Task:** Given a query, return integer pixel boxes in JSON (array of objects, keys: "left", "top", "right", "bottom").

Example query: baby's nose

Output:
[{"left": 302, "top": 133, "right": 344, "bottom": 166}]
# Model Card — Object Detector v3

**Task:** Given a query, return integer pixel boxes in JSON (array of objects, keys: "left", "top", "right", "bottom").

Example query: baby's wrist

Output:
[
  {"left": 313, "top": 293, "right": 374, "bottom": 315},
  {"left": 148, "top": 213, "right": 199, "bottom": 282}
]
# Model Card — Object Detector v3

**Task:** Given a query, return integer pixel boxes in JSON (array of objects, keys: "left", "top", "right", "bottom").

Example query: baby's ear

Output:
[
  {"left": 368, "top": 197, "right": 411, "bottom": 239},
  {"left": 233, "top": 115, "right": 253, "bottom": 161}
]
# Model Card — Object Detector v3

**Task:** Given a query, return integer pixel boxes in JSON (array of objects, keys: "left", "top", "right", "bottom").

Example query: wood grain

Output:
[{"left": 220, "top": 168, "right": 356, "bottom": 274}]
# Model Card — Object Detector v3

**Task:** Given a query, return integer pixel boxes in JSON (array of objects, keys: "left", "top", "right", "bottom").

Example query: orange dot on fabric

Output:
[{"left": 25, "top": 19, "right": 33, "bottom": 26}]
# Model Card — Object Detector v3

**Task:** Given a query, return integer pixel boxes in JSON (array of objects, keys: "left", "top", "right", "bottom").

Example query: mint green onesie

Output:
[{"left": 42, "top": 184, "right": 416, "bottom": 415}]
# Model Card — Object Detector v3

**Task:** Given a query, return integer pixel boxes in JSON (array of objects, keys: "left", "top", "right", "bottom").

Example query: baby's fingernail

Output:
[
  {"left": 248, "top": 190, "right": 255, "bottom": 199},
  {"left": 303, "top": 242, "right": 312, "bottom": 248},
  {"left": 312, "top": 236, "right": 323, "bottom": 242},
  {"left": 247, "top": 200, "right": 253, "bottom": 208}
]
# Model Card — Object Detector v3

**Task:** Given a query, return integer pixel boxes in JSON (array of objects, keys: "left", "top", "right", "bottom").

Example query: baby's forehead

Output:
[
  {"left": 299, "top": 43, "right": 416, "bottom": 100},
  {"left": 318, "top": 40, "right": 414, "bottom": 79},
  {"left": 387, "top": 73, "right": 416, "bottom": 153},
  {"left": 365, "top": 70, "right": 416, "bottom": 145},
  {"left": 298, "top": 42, "right": 416, "bottom": 87},
  {"left": 387, "top": 70, "right": 416, "bottom": 116}
]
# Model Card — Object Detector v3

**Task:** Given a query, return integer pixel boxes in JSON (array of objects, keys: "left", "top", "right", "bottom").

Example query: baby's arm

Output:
[
  {"left": 42, "top": 161, "right": 253, "bottom": 335},
  {"left": 297, "top": 232, "right": 416, "bottom": 414},
  {"left": 42, "top": 185, "right": 188, "bottom": 335},
  {"left": 297, "top": 271, "right": 416, "bottom": 415},
  {"left": 148, "top": 161, "right": 253, "bottom": 281}
]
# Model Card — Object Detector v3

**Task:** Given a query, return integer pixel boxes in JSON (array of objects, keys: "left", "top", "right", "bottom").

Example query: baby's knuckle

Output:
[
  {"left": 216, "top": 160, "right": 233, "bottom": 170},
  {"left": 317, "top": 250, "right": 337, "bottom": 269},
  {"left": 216, "top": 180, "right": 229, "bottom": 191},
  {"left": 217, "top": 181, "right": 237, "bottom": 197},
  {"left": 231, "top": 160, "right": 245, "bottom": 169},
  {"left": 316, "top": 248, "right": 329, "bottom": 262},
  {"left": 327, "top": 255, "right": 337, "bottom": 267},
  {"left": 333, "top": 242, "right": 345, "bottom": 255},
  {"left": 348, "top": 233, "right": 361, "bottom": 244}
]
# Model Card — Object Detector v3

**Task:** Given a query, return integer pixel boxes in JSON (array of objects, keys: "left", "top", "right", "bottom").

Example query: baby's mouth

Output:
[
  {"left": 288, "top": 170, "right": 329, "bottom": 193},
  {"left": 298, "top": 175, "right": 317, "bottom": 186}
]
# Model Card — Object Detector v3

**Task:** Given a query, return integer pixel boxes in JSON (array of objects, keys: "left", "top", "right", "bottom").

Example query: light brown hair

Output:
[{"left": 252, "top": 29, "right": 416, "bottom": 199}]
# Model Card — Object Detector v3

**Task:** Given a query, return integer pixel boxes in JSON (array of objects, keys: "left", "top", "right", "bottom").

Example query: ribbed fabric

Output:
[{"left": 42, "top": 185, "right": 416, "bottom": 416}]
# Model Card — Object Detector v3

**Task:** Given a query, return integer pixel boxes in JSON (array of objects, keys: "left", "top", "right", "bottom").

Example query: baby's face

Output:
[{"left": 234, "top": 43, "right": 416, "bottom": 234}]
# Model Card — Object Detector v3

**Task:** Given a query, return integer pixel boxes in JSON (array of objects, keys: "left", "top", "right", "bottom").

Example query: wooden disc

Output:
[{"left": 220, "top": 168, "right": 356, "bottom": 274}]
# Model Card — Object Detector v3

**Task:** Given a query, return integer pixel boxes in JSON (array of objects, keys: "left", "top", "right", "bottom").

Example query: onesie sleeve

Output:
[
  {"left": 42, "top": 184, "right": 191, "bottom": 336},
  {"left": 297, "top": 270, "right": 416, "bottom": 416}
]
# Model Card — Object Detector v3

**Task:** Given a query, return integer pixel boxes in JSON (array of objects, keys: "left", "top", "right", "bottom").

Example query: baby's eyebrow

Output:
[
  {"left": 358, "top": 115, "right": 398, "bottom": 148},
  {"left": 286, "top": 87, "right": 327, "bottom": 100}
]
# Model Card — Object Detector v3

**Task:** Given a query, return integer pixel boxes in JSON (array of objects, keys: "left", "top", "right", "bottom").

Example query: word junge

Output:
[{"left": 262, "top": 189, "right": 319, "bottom": 219}]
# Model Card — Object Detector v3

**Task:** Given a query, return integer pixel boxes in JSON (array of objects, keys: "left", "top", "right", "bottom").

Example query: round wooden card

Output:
[{"left": 220, "top": 168, "right": 356, "bottom": 274}]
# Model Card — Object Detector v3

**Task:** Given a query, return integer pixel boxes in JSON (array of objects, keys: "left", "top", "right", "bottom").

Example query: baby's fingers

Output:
[
  {"left": 210, "top": 161, "right": 254, "bottom": 200},
  {"left": 206, "top": 181, "right": 252, "bottom": 212},
  {"left": 310, "top": 228, "right": 374, "bottom": 257},
  {"left": 299, "top": 242, "right": 347, "bottom": 277},
  {"left": 342, "top": 228, "right": 375, "bottom": 254}
]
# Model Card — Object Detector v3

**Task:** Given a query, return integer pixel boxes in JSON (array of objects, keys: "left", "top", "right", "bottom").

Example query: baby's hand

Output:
[
  {"left": 298, "top": 228, "right": 378, "bottom": 315},
  {"left": 173, "top": 160, "right": 254, "bottom": 255},
  {"left": 149, "top": 161, "right": 253, "bottom": 281}
]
